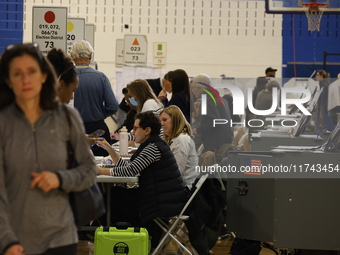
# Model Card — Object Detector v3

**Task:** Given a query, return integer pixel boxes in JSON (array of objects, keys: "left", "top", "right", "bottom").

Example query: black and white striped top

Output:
[{"left": 110, "top": 143, "right": 162, "bottom": 176}]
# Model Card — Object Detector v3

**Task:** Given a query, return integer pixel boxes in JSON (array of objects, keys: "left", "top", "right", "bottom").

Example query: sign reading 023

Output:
[{"left": 123, "top": 34, "right": 148, "bottom": 66}]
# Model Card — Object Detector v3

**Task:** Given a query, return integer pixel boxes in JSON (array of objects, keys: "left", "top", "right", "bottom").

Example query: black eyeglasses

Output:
[{"left": 58, "top": 62, "right": 76, "bottom": 80}]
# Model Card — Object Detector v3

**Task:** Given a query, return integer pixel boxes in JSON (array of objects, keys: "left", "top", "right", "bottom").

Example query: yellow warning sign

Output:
[{"left": 132, "top": 38, "right": 139, "bottom": 45}]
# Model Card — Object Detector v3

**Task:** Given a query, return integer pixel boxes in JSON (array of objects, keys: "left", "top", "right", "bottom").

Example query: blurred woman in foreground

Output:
[{"left": 0, "top": 43, "right": 96, "bottom": 255}]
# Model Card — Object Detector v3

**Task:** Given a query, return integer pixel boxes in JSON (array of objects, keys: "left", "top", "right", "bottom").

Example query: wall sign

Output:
[
  {"left": 32, "top": 6, "right": 67, "bottom": 55},
  {"left": 67, "top": 17, "right": 85, "bottom": 54},
  {"left": 123, "top": 34, "right": 147, "bottom": 66}
]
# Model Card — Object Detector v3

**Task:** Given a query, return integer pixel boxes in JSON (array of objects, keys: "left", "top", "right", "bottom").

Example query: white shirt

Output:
[
  {"left": 141, "top": 99, "right": 163, "bottom": 112},
  {"left": 170, "top": 133, "right": 199, "bottom": 189}
]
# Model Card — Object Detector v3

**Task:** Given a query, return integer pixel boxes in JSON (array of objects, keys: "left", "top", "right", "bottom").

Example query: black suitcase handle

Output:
[
  {"left": 112, "top": 222, "right": 132, "bottom": 230},
  {"left": 103, "top": 222, "right": 140, "bottom": 233}
]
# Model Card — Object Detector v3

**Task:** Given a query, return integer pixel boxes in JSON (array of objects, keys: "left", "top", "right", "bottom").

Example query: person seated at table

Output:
[
  {"left": 96, "top": 111, "right": 188, "bottom": 248},
  {"left": 119, "top": 79, "right": 164, "bottom": 146},
  {"left": 159, "top": 105, "right": 199, "bottom": 189},
  {"left": 127, "top": 79, "right": 163, "bottom": 115}
]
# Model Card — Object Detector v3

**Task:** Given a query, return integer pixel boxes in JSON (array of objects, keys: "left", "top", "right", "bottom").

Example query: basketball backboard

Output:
[{"left": 265, "top": 0, "right": 340, "bottom": 14}]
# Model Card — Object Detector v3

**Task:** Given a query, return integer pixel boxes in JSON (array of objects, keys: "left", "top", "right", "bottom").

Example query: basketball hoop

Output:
[{"left": 302, "top": 2, "right": 327, "bottom": 31}]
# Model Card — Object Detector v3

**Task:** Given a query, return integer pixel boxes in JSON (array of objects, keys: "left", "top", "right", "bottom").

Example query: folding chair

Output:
[{"left": 151, "top": 174, "right": 209, "bottom": 255}]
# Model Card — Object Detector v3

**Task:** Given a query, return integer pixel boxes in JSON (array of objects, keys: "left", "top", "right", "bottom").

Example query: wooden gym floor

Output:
[{"left": 77, "top": 236, "right": 279, "bottom": 255}]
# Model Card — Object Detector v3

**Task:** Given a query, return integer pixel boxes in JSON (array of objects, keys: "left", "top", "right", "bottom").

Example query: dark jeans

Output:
[
  {"left": 110, "top": 186, "right": 141, "bottom": 227},
  {"left": 40, "top": 243, "right": 78, "bottom": 255},
  {"left": 84, "top": 120, "right": 111, "bottom": 156},
  {"left": 110, "top": 186, "right": 162, "bottom": 248}
]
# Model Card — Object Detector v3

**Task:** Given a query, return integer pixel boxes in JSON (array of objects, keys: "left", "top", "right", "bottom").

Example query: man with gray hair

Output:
[
  {"left": 191, "top": 73, "right": 234, "bottom": 163},
  {"left": 70, "top": 40, "right": 118, "bottom": 156}
]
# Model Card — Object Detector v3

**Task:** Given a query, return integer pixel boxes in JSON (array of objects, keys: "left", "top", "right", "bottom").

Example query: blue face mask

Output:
[{"left": 129, "top": 97, "right": 138, "bottom": 106}]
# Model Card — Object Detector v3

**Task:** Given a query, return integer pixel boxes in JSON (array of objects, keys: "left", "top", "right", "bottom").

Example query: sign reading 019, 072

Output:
[{"left": 32, "top": 6, "right": 68, "bottom": 56}]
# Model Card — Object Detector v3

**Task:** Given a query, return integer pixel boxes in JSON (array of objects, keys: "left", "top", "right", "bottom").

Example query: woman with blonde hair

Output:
[
  {"left": 160, "top": 105, "right": 199, "bottom": 189},
  {"left": 126, "top": 79, "right": 163, "bottom": 115}
]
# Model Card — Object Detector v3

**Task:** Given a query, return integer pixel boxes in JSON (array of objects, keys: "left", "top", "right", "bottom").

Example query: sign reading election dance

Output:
[
  {"left": 67, "top": 18, "right": 85, "bottom": 54},
  {"left": 32, "top": 6, "right": 67, "bottom": 55},
  {"left": 123, "top": 34, "right": 147, "bottom": 66}
]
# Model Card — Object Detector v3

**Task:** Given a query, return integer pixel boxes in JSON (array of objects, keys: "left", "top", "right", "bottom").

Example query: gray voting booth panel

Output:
[
  {"left": 250, "top": 134, "right": 325, "bottom": 151},
  {"left": 226, "top": 151, "right": 340, "bottom": 250}
]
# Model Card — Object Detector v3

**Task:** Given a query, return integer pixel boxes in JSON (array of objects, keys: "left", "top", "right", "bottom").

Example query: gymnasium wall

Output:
[
  {"left": 0, "top": 0, "right": 23, "bottom": 54},
  {"left": 2, "top": 0, "right": 339, "bottom": 88},
  {"left": 22, "top": 0, "right": 283, "bottom": 88},
  {"left": 282, "top": 13, "right": 340, "bottom": 78}
]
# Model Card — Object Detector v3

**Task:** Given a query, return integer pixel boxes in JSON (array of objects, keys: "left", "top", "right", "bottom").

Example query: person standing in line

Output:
[
  {"left": 70, "top": 40, "right": 118, "bottom": 156},
  {"left": 47, "top": 48, "right": 78, "bottom": 104},
  {"left": 0, "top": 43, "right": 97, "bottom": 255},
  {"left": 315, "top": 70, "right": 334, "bottom": 131}
]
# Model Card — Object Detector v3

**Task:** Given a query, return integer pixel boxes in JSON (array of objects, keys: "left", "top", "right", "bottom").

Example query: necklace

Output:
[{"left": 75, "top": 63, "right": 89, "bottom": 66}]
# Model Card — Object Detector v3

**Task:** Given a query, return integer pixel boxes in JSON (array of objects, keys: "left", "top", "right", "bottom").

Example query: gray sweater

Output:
[{"left": 0, "top": 103, "right": 97, "bottom": 254}]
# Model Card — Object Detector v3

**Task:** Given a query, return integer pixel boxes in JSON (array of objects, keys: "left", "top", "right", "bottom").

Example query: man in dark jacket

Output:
[{"left": 191, "top": 74, "right": 234, "bottom": 163}]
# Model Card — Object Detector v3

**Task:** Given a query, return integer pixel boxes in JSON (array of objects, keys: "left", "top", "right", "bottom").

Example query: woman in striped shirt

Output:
[{"left": 96, "top": 111, "right": 188, "bottom": 248}]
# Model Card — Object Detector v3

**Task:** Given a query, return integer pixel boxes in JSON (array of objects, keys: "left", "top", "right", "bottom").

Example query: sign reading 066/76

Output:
[
  {"left": 123, "top": 34, "right": 147, "bottom": 66},
  {"left": 32, "top": 6, "right": 67, "bottom": 55}
]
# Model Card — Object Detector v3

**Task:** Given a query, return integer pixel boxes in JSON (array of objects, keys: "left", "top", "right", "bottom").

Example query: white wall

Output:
[{"left": 23, "top": 0, "right": 283, "bottom": 93}]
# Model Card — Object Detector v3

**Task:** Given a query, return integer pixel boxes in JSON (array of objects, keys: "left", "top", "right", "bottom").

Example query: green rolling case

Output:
[{"left": 94, "top": 225, "right": 150, "bottom": 255}]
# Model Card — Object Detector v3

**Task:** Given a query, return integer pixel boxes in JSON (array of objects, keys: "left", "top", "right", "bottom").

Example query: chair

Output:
[{"left": 151, "top": 174, "right": 209, "bottom": 255}]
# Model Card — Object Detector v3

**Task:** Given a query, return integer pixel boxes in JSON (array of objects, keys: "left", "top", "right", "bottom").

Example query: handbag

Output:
[{"left": 63, "top": 105, "right": 106, "bottom": 228}]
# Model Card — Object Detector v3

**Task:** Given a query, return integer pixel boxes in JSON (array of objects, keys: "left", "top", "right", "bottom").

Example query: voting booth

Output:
[
  {"left": 226, "top": 150, "right": 340, "bottom": 250},
  {"left": 226, "top": 122, "right": 340, "bottom": 250}
]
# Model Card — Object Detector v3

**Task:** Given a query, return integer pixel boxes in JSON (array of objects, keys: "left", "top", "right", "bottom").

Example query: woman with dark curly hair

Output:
[{"left": 47, "top": 48, "right": 78, "bottom": 104}]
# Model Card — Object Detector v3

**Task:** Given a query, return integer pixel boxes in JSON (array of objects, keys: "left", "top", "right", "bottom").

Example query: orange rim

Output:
[{"left": 301, "top": 2, "right": 328, "bottom": 7}]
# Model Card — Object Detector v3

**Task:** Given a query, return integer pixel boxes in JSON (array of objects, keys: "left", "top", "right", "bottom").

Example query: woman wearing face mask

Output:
[
  {"left": 113, "top": 79, "right": 163, "bottom": 144},
  {"left": 127, "top": 79, "right": 163, "bottom": 115}
]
